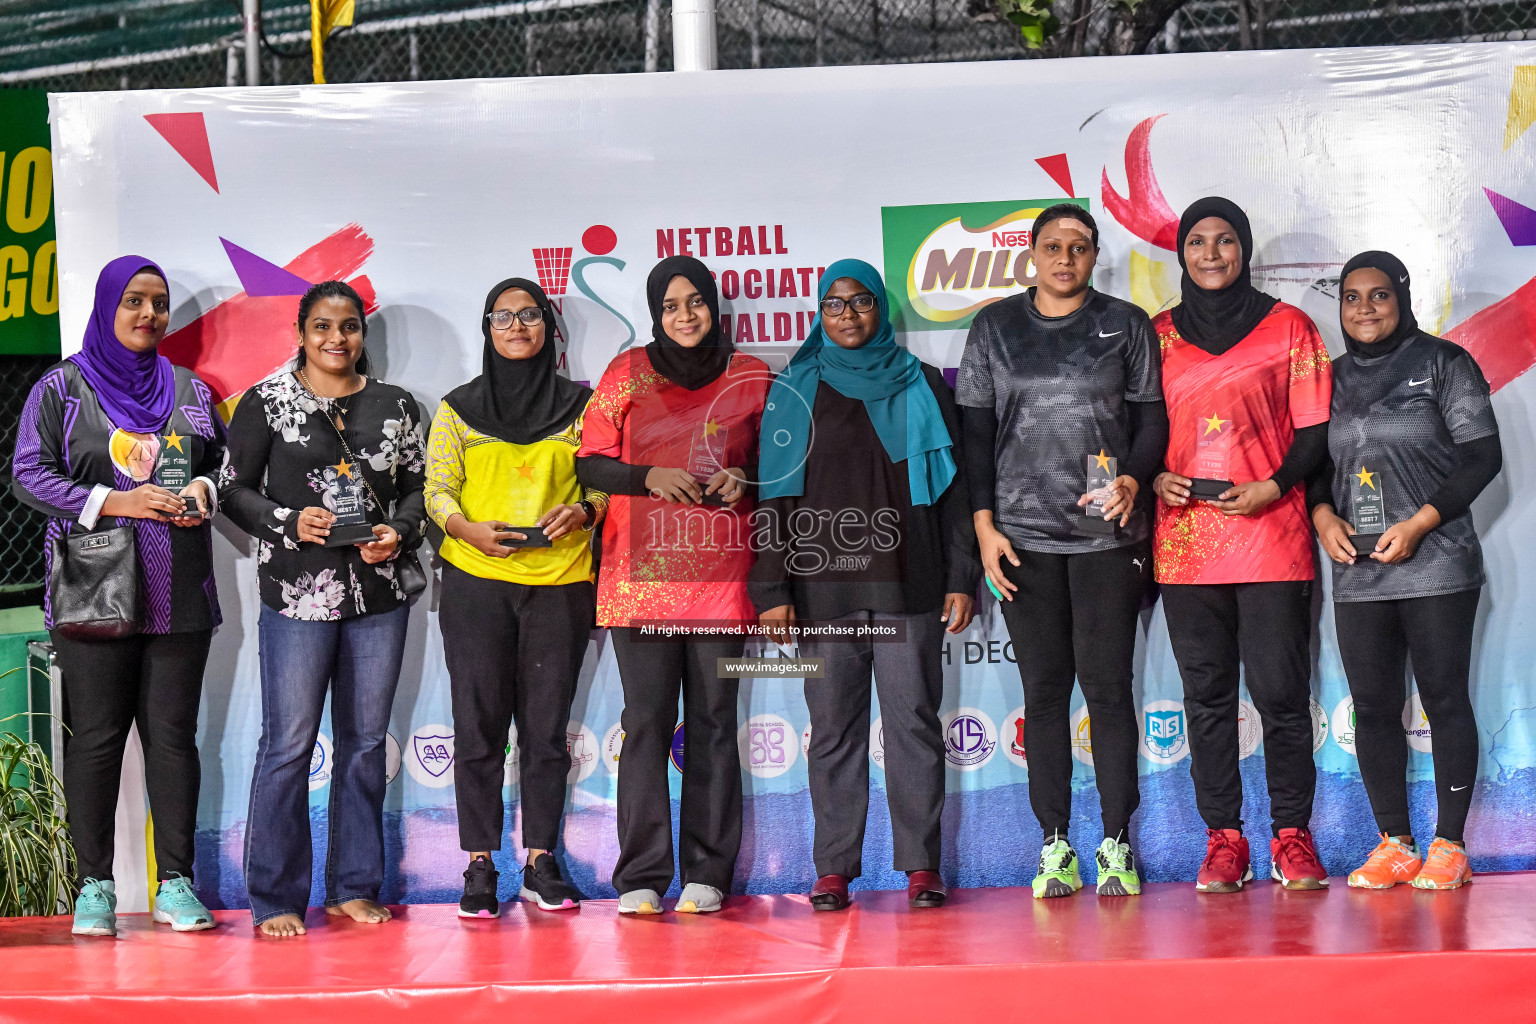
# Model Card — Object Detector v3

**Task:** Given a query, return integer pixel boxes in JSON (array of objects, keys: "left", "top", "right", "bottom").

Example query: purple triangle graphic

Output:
[
  {"left": 220, "top": 237, "right": 313, "bottom": 297},
  {"left": 1485, "top": 188, "right": 1536, "bottom": 246}
]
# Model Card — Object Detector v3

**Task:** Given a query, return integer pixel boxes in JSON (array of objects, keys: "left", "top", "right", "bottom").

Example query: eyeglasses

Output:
[
  {"left": 819, "top": 293, "right": 877, "bottom": 316},
  {"left": 486, "top": 308, "right": 545, "bottom": 329}
]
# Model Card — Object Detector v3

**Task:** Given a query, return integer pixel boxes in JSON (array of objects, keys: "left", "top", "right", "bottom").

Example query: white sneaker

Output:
[
  {"left": 617, "top": 888, "right": 664, "bottom": 915},
  {"left": 676, "top": 883, "right": 723, "bottom": 913}
]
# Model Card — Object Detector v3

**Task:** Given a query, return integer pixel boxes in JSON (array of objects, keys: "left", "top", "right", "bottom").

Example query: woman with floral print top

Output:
[{"left": 219, "top": 281, "right": 427, "bottom": 938}]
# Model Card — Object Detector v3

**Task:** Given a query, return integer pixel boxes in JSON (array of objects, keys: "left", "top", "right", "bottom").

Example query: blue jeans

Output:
[{"left": 245, "top": 603, "right": 409, "bottom": 924}]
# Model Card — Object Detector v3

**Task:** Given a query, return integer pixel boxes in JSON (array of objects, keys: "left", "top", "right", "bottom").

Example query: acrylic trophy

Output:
[
  {"left": 1188, "top": 413, "right": 1236, "bottom": 500},
  {"left": 1075, "top": 450, "right": 1119, "bottom": 537},
  {"left": 1349, "top": 463, "right": 1388, "bottom": 555},
  {"left": 323, "top": 458, "right": 379, "bottom": 547}
]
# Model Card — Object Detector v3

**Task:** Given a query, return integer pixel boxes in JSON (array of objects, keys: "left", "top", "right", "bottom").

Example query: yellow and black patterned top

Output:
[{"left": 424, "top": 400, "right": 608, "bottom": 586}]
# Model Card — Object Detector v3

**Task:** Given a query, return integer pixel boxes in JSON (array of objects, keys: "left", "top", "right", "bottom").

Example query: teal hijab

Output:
[{"left": 758, "top": 259, "right": 957, "bottom": 505}]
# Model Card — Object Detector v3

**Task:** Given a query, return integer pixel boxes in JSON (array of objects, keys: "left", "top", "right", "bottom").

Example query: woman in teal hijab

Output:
[
  {"left": 750, "top": 259, "right": 979, "bottom": 912},
  {"left": 758, "top": 259, "right": 956, "bottom": 504}
]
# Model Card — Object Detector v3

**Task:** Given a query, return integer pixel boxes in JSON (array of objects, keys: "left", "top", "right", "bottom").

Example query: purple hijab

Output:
[{"left": 67, "top": 255, "right": 177, "bottom": 434}]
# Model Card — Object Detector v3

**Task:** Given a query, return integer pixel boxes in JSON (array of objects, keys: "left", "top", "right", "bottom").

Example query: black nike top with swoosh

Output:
[
  {"left": 1324, "top": 332, "right": 1498, "bottom": 602},
  {"left": 955, "top": 288, "right": 1161, "bottom": 553}
]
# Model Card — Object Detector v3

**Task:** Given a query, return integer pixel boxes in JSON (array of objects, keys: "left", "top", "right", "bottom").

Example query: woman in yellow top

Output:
[{"left": 425, "top": 276, "right": 608, "bottom": 917}]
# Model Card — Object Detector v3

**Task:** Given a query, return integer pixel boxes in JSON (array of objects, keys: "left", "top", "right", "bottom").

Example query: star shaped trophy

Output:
[
  {"left": 155, "top": 428, "right": 200, "bottom": 520},
  {"left": 498, "top": 461, "right": 551, "bottom": 548},
  {"left": 1188, "top": 413, "right": 1237, "bottom": 501},
  {"left": 1076, "top": 448, "right": 1119, "bottom": 537},
  {"left": 323, "top": 458, "right": 381, "bottom": 547},
  {"left": 1349, "top": 462, "right": 1388, "bottom": 554},
  {"left": 690, "top": 417, "right": 730, "bottom": 507}
]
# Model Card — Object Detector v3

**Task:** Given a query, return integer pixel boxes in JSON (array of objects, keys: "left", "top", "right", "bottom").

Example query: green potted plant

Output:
[{"left": 0, "top": 707, "right": 75, "bottom": 917}]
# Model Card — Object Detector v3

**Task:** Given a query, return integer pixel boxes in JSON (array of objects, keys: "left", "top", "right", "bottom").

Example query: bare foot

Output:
[
  {"left": 259, "top": 913, "right": 307, "bottom": 937},
  {"left": 326, "top": 899, "right": 392, "bottom": 924}
]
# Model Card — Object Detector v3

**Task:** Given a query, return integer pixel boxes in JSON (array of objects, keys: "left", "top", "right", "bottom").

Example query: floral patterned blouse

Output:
[{"left": 219, "top": 372, "right": 428, "bottom": 620}]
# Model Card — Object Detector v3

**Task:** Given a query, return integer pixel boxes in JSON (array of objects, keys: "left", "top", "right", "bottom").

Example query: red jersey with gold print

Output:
[
  {"left": 1153, "top": 302, "right": 1332, "bottom": 585},
  {"left": 578, "top": 347, "right": 770, "bottom": 628}
]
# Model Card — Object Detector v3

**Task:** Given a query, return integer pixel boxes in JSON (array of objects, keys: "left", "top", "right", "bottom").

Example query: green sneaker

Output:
[
  {"left": 1032, "top": 836, "right": 1082, "bottom": 899},
  {"left": 1095, "top": 837, "right": 1142, "bottom": 896},
  {"left": 71, "top": 878, "right": 117, "bottom": 937},
  {"left": 153, "top": 873, "right": 216, "bottom": 932}
]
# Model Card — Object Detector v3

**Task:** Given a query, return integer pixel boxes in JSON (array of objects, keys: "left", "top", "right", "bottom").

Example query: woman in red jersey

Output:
[
  {"left": 1150, "top": 197, "right": 1332, "bottom": 894},
  {"left": 576, "top": 256, "right": 769, "bottom": 916}
]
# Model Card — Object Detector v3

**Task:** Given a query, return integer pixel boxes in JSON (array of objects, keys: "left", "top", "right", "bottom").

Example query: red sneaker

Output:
[
  {"left": 1271, "top": 827, "right": 1330, "bottom": 890},
  {"left": 1196, "top": 828, "right": 1253, "bottom": 893}
]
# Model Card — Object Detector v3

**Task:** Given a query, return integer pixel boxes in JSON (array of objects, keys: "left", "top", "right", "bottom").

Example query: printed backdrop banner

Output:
[
  {"left": 49, "top": 44, "right": 1536, "bottom": 908},
  {"left": 1, "top": 88, "right": 59, "bottom": 354}
]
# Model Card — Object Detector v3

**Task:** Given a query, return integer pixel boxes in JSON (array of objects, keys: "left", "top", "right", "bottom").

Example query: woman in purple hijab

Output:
[{"left": 12, "top": 256, "right": 227, "bottom": 938}]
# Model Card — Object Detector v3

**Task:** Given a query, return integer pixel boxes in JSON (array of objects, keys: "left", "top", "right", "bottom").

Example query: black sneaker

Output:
[
  {"left": 520, "top": 853, "right": 585, "bottom": 911},
  {"left": 458, "top": 856, "right": 500, "bottom": 918}
]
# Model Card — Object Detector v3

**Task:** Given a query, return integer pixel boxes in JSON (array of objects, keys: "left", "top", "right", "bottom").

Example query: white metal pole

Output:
[
  {"left": 643, "top": 0, "right": 661, "bottom": 72},
  {"left": 243, "top": 0, "right": 260, "bottom": 85},
  {"left": 672, "top": 0, "right": 718, "bottom": 71}
]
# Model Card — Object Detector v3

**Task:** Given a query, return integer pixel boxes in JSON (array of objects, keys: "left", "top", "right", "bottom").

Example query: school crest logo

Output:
[
  {"left": 407, "top": 724, "right": 456, "bottom": 788},
  {"left": 1140, "top": 700, "right": 1189, "bottom": 764},
  {"left": 942, "top": 707, "right": 997, "bottom": 771}
]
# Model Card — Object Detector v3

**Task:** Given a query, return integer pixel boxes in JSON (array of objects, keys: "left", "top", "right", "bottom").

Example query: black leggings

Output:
[
  {"left": 52, "top": 629, "right": 212, "bottom": 882},
  {"left": 1161, "top": 581, "right": 1315, "bottom": 835},
  {"left": 1334, "top": 588, "right": 1480, "bottom": 843},
  {"left": 997, "top": 540, "right": 1149, "bottom": 842},
  {"left": 609, "top": 629, "right": 742, "bottom": 895},
  {"left": 440, "top": 564, "right": 594, "bottom": 853}
]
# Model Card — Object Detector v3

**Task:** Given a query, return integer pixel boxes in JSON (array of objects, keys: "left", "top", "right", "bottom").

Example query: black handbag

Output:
[{"left": 49, "top": 524, "right": 140, "bottom": 640}]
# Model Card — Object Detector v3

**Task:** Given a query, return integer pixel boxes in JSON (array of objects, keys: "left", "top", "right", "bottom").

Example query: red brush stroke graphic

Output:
[
  {"left": 1446, "top": 275, "right": 1536, "bottom": 392},
  {"left": 161, "top": 224, "right": 376, "bottom": 403},
  {"left": 1102, "top": 115, "right": 1180, "bottom": 251}
]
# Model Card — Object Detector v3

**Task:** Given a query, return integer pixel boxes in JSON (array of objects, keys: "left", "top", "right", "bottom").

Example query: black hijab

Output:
[
  {"left": 442, "top": 277, "right": 591, "bottom": 445},
  {"left": 1170, "top": 196, "right": 1279, "bottom": 355},
  {"left": 1338, "top": 250, "right": 1419, "bottom": 361},
  {"left": 645, "top": 256, "right": 734, "bottom": 390}
]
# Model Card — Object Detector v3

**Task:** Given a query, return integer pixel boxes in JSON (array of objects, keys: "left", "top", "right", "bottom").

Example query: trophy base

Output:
[
  {"left": 1188, "top": 478, "right": 1235, "bottom": 501},
  {"left": 1073, "top": 515, "right": 1119, "bottom": 538},
  {"left": 324, "top": 523, "right": 381, "bottom": 548},
  {"left": 498, "top": 528, "right": 554, "bottom": 549},
  {"left": 1351, "top": 533, "right": 1384, "bottom": 556}
]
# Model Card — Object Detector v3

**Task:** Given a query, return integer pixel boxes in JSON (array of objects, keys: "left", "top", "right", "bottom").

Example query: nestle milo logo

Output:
[{"left": 881, "top": 198, "right": 1087, "bottom": 331}]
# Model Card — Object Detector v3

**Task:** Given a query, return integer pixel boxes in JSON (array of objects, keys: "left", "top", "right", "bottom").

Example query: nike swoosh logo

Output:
[
  {"left": 1408, "top": 378, "right": 1431, "bottom": 386},
  {"left": 1400, "top": 274, "right": 1409, "bottom": 283},
  {"left": 1451, "top": 785, "right": 1468, "bottom": 791},
  {"left": 1099, "top": 330, "right": 1122, "bottom": 338}
]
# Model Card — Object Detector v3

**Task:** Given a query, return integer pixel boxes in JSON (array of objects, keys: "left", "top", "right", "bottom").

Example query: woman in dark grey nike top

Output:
[
  {"left": 1308, "top": 250, "right": 1501, "bottom": 892},
  {"left": 955, "top": 204, "right": 1167, "bottom": 899}
]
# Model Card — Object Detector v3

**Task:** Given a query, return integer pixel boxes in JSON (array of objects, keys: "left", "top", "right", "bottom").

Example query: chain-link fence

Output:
[
  {"left": 0, "top": 357, "right": 54, "bottom": 600},
  {"left": 3, "top": 0, "right": 1535, "bottom": 91}
]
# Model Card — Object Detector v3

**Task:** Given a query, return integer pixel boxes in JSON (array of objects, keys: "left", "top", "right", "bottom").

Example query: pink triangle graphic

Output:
[
  {"left": 144, "top": 113, "right": 219, "bottom": 193},
  {"left": 1035, "top": 154, "right": 1075, "bottom": 197},
  {"left": 220, "top": 238, "right": 314, "bottom": 297}
]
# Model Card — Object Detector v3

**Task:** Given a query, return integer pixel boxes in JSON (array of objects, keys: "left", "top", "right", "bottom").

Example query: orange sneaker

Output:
[
  {"left": 1412, "top": 838, "right": 1472, "bottom": 890},
  {"left": 1346, "top": 834, "right": 1421, "bottom": 889}
]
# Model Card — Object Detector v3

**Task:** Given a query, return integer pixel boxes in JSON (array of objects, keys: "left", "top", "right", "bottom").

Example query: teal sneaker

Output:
[
  {"left": 1095, "top": 837, "right": 1142, "bottom": 896},
  {"left": 153, "top": 873, "right": 216, "bottom": 932},
  {"left": 71, "top": 878, "right": 117, "bottom": 937},
  {"left": 1032, "top": 836, "right": 1083, "bottom": 899}
]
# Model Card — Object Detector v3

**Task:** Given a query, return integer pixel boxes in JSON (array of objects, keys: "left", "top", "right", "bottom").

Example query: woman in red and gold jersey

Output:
[
  {"left": 1151, "top": 197, "right": 1333, "bottom": 894},
  {"left": 577, "top": 256, "right": 769, "bottom": 916}
]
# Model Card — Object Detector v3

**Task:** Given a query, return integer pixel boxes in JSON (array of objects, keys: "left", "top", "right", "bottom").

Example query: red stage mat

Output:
[{"left": 4, "top": 875, "right": 1536, "bottom": 1023}]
